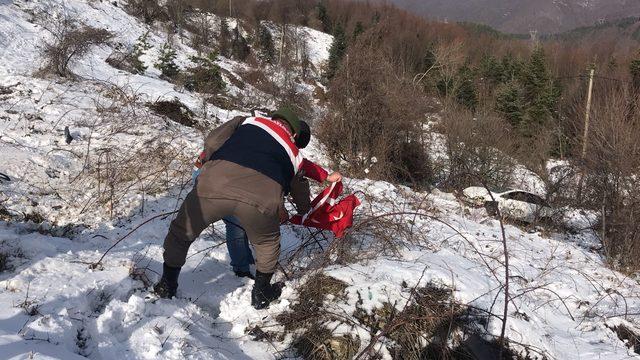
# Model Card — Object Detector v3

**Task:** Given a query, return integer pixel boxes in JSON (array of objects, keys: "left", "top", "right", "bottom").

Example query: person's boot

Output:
[
  {"left": 251, "top": 271, "right": 282, "bottom": 309},
  {"left": 234, "top": 270, "right": 255, "bottom": 280},
  {"left": 153, "top": 263, "right": 181, "bottom": 299}
]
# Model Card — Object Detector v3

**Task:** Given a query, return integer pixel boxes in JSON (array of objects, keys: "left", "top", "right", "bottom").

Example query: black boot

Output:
[
  {"left": 234, "top": 270, "right": 255, "bottom": 280},
  {"left": 153, "top": 263, "right": 181, "bottom": 299},
  {"left": 251, "top": 271, "right": 283, "bottom": 309}
]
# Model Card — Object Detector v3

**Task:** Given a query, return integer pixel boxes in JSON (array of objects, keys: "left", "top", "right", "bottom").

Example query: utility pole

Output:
[
  {"left": 577, "top": 67, "right": 595, "bottom": 202},
  {"left": 581, "top": 68, "right": 595, "bottom": 160}
]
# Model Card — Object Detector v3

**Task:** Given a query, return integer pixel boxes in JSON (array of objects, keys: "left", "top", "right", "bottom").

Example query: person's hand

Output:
[{"left": 326, "top": 171, "right": 342, "bottom": 183}]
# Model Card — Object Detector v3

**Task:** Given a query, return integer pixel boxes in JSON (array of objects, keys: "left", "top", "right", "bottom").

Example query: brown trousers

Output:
[{"left": 163, "top": 190, "right": 281, "bottom": 273}]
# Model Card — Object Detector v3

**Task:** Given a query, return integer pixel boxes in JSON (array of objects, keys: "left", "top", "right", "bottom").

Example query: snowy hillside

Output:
[{"left": 1, "top": 1, "right": 640, "bottom": 359}]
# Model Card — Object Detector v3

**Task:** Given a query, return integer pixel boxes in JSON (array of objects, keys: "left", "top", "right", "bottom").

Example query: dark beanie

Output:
[
  {"left": 271, "top": 107, "right": 301, "bottom": 135},
  {"left": 295, "top": 121, "right": 311, "bottom": 149}
]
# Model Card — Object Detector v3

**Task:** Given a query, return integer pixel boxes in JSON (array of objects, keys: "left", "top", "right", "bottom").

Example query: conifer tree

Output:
[
  {"left": 495, "top": 80, "right": 524, "bottom": 127},
  {"left": 478, "top": 54, "right": 503, "bottom": 86},
  {"left": 231, "top": 26, "right": 250, "bottom": 61},
  {"left": 154, "top": 42, "right": 179, "bottom": 78},
  {"left": 352, "top": 21, "right": 364, "bottom": 40},
  {"left": 131, "top": 31, "right": 152, "bottom": 74},
  {"left": 317, "top": 2, "right": 332, "bottom": 33},
  {"left": 325, "top": 23, "right": 347, "bottom": 80},
  {"left": 258, "top": 24, "right": 276, "bottom": 64},
  {"left": 456, "top": 64, "right": 478, "bottom": 111},
  {"left": 186, "top": 51, "right": 225, "bottom": 94},
  {"left": 218, "top": 18, "right": 231, "bottom": 57},
  {"left": 500, "top": 53, "right": 522, "bottom": 83},
  {"left": 520, "top": 46, "right": 559, "bottom": 131}
]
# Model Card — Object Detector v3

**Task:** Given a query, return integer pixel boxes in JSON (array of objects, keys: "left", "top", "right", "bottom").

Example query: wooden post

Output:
[
  {"left": 581, "top": 68, "right": 595, "bottom": 159},
  {"left": 577, "top": 68, "right": 596, "bottom": 202}
]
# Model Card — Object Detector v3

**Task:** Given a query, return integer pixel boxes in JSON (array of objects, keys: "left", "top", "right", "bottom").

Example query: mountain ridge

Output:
[{"left": 387, "top": 0, "right": 640, "bottom": 34}]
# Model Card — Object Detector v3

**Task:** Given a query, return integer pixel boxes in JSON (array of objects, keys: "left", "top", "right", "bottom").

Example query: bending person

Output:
[{"left": 154, "top": 109, "right": 341, "bottom": 309}]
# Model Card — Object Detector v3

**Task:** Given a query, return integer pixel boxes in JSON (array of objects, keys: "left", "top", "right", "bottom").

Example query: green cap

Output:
[{"left": 271, "top": 107, "right": 301, "bottom": 135}]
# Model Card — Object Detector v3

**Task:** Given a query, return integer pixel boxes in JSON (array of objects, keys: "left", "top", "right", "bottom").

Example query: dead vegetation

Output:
[
  {"left": 317, "top": 41, "right": 433, "bottom": 186},
  {"left": 272, "top": 273, "right": 526, "bottom": 360},
  {"left": 608, "top": 322, "right": 640, "bottom": 354},
  {"left": 436, "top": 105, "right": 517, "bottom": 191},
  {"left": 56, "top": 82, "right": 197, "bottom": 220},
  {"left": 39, "top": 16, "right": 112, "bottom": 78},
  {"left": 0, "top": 251, "right": 8, "bottom": 272},
  {"left": 574, "top": 86, "right": 640, "bottom": 272},
  {"left": 147, "top": 99, "right": 197, "bottom": 128}
]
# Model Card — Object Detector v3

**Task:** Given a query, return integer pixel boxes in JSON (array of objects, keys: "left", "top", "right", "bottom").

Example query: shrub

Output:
[
  {"left": 154, "top": 42, "right": 179, "bottom": 78},
  {"left": 317, "top": 41, "right": 432, "bottom": 185},
  {"left": 185, "top": 51, "right": 226, "bottom": 94},
  {"left": 40, "top": 18, "right": 112, "bottom": 78},
  {"left": 0, "top": 251, "right": 8, "bottom": 272},
  {"left": 126, "top": 0, "right": 166, "bottom": 24},
  {"left": 147, "top": 98, "right": 196, "bottom": 128},
  {"left": 257, "top": 24, "right": 276, "bottom": 64},
  {"left": 578, "top": 87, "right": 640, "bottom": 272},
  {"left": 438, "top": 105, "right": 517, "bottom": 191},
  {"left": 231, "top": 26, "right": 251, "bottom": 61},
  {"left": 106, "top": 31, "right": 151, "bottom": 74}
]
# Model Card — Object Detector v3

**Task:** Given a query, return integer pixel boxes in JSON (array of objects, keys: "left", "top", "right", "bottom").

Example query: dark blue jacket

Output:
[{"left": 211, "top": 120, "right": 296, "bottom": 192}]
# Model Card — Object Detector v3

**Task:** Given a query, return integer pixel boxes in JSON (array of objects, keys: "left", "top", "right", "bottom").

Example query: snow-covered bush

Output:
[{"left": 39, "top": 17, "right": 112, "bottom": 78}]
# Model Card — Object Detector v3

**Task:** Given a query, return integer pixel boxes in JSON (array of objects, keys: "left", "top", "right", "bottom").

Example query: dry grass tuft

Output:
[
  {"left": 147, "top": 99, "right": 197, "bottom": 128},
  {"left": 0, "top": 252, "right": 8, "bottom": 272},
  {"left": 277, "top": 273, "right": 348, "bottom": 331}
]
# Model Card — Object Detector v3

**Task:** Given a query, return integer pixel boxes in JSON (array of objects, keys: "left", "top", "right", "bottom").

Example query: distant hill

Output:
[{"left": 387, "top": 0, "right": 640, "bottom": 34}]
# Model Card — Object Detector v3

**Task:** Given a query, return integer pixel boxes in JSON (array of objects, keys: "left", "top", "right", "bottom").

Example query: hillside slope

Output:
[
  {"left": 388, "top": 0, "right": 640, "bottom": 34},
  {"left": 1, "top": 1, "right": 640, "bottom": 359}
]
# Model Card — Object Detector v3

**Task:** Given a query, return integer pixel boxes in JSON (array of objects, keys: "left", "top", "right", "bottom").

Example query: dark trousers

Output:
[{"left": 163, "top": 190, "right": 280, "bottom": 273}]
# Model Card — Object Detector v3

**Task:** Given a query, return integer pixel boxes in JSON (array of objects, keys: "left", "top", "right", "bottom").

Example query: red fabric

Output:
[
  {"left": 300, "top": 158, "right": 328, "bottom": 183},
  {"left": 195, "top": 150, "right": 207, "bottom": 169},
  {"left": 253, "top": 117, "right": 299, "bottom": 156},
  {"left": 289, "top": 181, "right": 361, "bottom": 238}
]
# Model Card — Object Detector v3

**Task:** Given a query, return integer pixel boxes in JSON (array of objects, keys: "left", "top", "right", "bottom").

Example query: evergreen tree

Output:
[
  {"left": 185, "top": 51, "right": 225, "bottom": 94},
  {"left": 317, "top": 2, "right": 331, "bottom": 33},
  {"left": 218, "top": 18, "right": 231, "bottom": 57},
  {"left": 372, "top": 11, "right": 381, "bottom": 24},
  {"left": 629, "top": 53, "right": 640, "bottom": 95},
  {"left": 325, "top": 23, "right": 347, "bottom": 80},
  {"left": 478, "top": 54, "right": 503, "bottom": 86},
  {"left": 456, "top": 64, "right": 478, "bottom": 111},
  {"left": 520, "top": 46, "right": 559, "bottom": 131},
  {"left": 352, "top": 21, "right": 365, "bottom": 40},
  {"left": 154, "top": 42, "right": 179, "bottom": 78},
  {"left": 500, "top": 53, "right": 522, "bottom": 83},
  {"left": 258, "top": 24, "right": 276, "bottom": 64},
  {"left": 495, "top": 80, "right": 524, "bottom": 127},
  {"left": 231, "top": 26, "right": 250, "bottom": 61},
  {"left": 131, "top": 31, "right": 152, "bottom": 74}
]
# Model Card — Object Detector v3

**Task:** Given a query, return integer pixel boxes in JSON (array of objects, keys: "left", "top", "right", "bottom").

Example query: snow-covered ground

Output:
[{"left": 1, "top": 1, "right": 640, "bottom": 359}]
